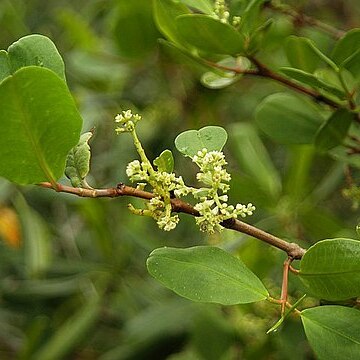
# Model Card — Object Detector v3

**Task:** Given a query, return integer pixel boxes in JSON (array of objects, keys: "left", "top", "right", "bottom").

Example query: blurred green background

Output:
[{"left": 0, "top": 1, "right": 359, "bottom": 359}]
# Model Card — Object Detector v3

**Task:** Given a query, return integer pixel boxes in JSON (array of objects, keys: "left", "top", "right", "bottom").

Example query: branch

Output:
[
  {"left": 208, "top": 58, "right": 341, "bottom": 109},
  {"left": 265, "top": 1, "right": 346, "bottom": 40},
  {"left": 38, "top": 182, "right": 306, "bottom": 259}
]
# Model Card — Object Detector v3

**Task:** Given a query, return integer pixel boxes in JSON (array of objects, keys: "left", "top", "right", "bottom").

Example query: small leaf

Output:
[
  {"left": 285, "top": 36, "right": 337, "bottom": 72},
  {"left": 7, "top": 34, "right": 66, "bottom": 80},
  {"left": 332, "top": 29, "right": 360, "bottom": 66},
  {"left": 279, "top": 67, "right": 345, "bottom": 99},
  {"left": 255, "top": 93, "right": 324, "bottom": 144},
  {"left": 299, "top": 238, "right": 360, "bottom": 300},
  {"left": 301, "top": 306, "right": 360, "bottom": 360},
  {"left": 0, "top": 66, "right": 82, "bottom": 185},
  {"left": 153, "top": 0, "right": 191, "bottom": 46},
  {"left": 153, "top": 149, "right": 174, "bottom": 173},
  {"left": 179, "top": 0, "right": 213, "bottom": 13},
  {"left": 147, "top": 246, "right": 269, "bottom": 305},
  {"left": 175, "top": 126, "right": 228, "bottom": 157},
  {"left": 176, "top": 15, "right": 244, "bottom": 55},
  {"left": 201, "top": 57, "right": 250, "bottom": 89},
  {"left": 65, "top": 131, "right": 93, "bottom": 188},
  {"left": 315, "top": 108, "right": 353, "bottom": 151}
]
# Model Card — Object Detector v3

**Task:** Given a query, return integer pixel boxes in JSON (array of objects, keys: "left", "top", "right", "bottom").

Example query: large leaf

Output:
[
  {"left": 315, "top": 108, "right": 353, "bottom": 151},
  {"left": 176, "top": 15, "right": 244, "bottom": 55},
  {"left": 0, "top": 66, "right": 82, "bottom": 185},
  {"left": 6, "top": 34, "right": 66, "bottom": 80},
  {"left": 65, "top": 131, "right": 93, "bottom": 188},
  {"left": 299, "top": 238, "right": 360, "bottom": 300},
  {"left": 175, "top": 126, "right": 228, "bottom": 157},
  {"left": 147, "top": 246, "right": 269, "bottom": 305},
  {"left": 255, "top": 93, "right": 324, "bottom": 144},
  {"left": 301, "top": 306, "right": 360, "bottom": 360},
  {"left": 153, "top": 0, "right": 191, "bottom": 46}
]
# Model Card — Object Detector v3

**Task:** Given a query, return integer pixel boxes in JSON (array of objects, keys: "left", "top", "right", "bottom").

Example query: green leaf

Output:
[
  {"left": 285, "top": 36, "right": 321, "bottom": 72},
  {"left": 179, "top": 0, "right": 213, "bottom": 13},
  {"left": 0, "top": 50, "right": 11, "bottom": 82},
  {"left": 315, "top": 108, "right": 353, "bottom": 151},
  {"left": 176, "top": 15, "right": 244, "bottom": 55},
  {"left": 201, "top": 57, "right": 250, "bottom": 89},
  {"left": 332, "top": 29, "right": 360, "bottom": 65},
  {"left": 299, "top": 238, "right": 360, "bottom": 300},
  {"left": 0, "top": 66, "right": 82, "bottom": 185},
  {"left": 65, "top": 131, "right": 93, "bottom": 188},
  {"left": 33, "top": 294, "right": 102, "bottom": 360},
  {"left": 175, "top": 126, "right": 228, "bottom": 157},
  {"left": 255, "top": 93, "right": 324, "bottom": 144},
  {"left": 6, "top": 34, "right": 66, "bottom": 81},
  {"left": 301, "top": 306, "right": 360, "bottom": 360},
  {"left": 153, "top": 0, "right": 191, "bottom": 46},
  {"left": 228, "top": 123, "right": 281, "bottom": 200},
  {"left": 147, "top": 246, "right": 269, "bottom": 305},
  {"left": 279, "top": 67, "right": 345, "bottom": 99},
  {"left": 342, "top": 49, "right": 360, "bottom": 79},
  {"left": 285, "top": 36, "right": 337, "bottom": 72},
  {"left": 153, "top": 149, "right": 174, "bottom": 173}
]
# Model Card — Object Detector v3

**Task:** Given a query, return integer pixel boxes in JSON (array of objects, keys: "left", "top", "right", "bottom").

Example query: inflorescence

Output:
[{"left": 115, "top": 110, "right": 255, "bottom": 234}]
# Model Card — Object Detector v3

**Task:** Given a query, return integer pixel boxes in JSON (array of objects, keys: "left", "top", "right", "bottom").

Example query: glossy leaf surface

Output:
[
  {"left": 299, "top": 238, "right": 360, "bottom": 300},
  {"left": 176, "top": 15, "right": 244, "bottom": 55},
  {"left": 302, "top": 306, "right": 360, "bottom": 360},
  {"left": 0, "top": 67, "right": 82, "bottom": 184},
  {"left": 153, "top": 149, "right": 174, "bottom": 173},
  {"left": 147, "top": 246, "right": 268, "bottom": 305}
]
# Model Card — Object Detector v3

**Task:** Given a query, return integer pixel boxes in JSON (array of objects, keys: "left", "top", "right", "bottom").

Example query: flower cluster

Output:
[
  {"left": 191, "top": 148, "right": 255, "bottom": 233},
  {"left": 115, "top": 110, "right": 141, "bottom": 133},
  {"left": 115, "top": 111, "right": 255, "bottom": 234},
  {"left": 213, "top": 0, "right": 230, "bottom": 23}
]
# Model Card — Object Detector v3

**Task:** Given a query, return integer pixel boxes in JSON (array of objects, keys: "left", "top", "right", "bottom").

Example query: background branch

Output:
[{"left": 39, "top": 182, "right": 306, "bottom": 259}]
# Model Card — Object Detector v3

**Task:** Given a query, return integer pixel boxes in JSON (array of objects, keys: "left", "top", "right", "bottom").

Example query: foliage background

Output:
[{"left": 0, "top": 0, "right": 359, "bottom": 359}]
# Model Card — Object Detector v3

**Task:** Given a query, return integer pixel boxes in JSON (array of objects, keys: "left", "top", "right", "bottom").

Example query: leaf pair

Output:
[{"left": 0, "top": 35, "right": 82, "bottom": 185}]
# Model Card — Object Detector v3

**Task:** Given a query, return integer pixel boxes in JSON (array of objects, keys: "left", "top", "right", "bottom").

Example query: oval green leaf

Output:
[
  {"left": 153, "top": 149, "right": 174, "bottom": 173},
  {"left": 332, "top": 29, "right": 360, "bottom": 65},
  {"left": 299, "top": 238, "right": 360, "bottom": 300},
  {"left": 147, "top": 246, "right": 269, "bottom": 305},
  {"left": 255, "top": 93, "right": 324, "bottom": 144},
  {"left": 153, "top": 0, "right": 191, "bottom": 46},
  {"left": 0, "top": 66, "right": 82, "bottom": 185},
  {"left": 279, "top": 67, "right": 345, "bottom": 99},
  {"left": 0, "top": 50, "right": 11, "bottom": 82},
  {"left": 65, "top": 131, "right": 93, "bottom": 187},
  {"left": 176, "top": 15, "right": 244, "bottom": 55},
  {"left": 301, "top": 306, "right": 360, "bottom": 360},
  {"left": 7, "top": 34, "right": 66, "bottom": 81},
  {"left": 179, "top": 0, "right": 213, "bottom": 14},
  {"left": 315, "top": 108, "right": 353, "bottom": 152},
  {"left": 175, "top": 126, "right": 228, "bottom": 157}
]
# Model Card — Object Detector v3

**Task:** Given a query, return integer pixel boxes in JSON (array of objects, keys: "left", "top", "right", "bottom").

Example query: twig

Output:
[
  {"left": 38, "top": 182, "right": 306, "bottom": 259},
  {"left": 207, "top": 58, "right": 341, "bottom": 109},
  {"left": 265, "top": 1, "right": 346, "bottom": 40},
  {"left": 280, "top": 258, "right": 292, "bottom": 315}
]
